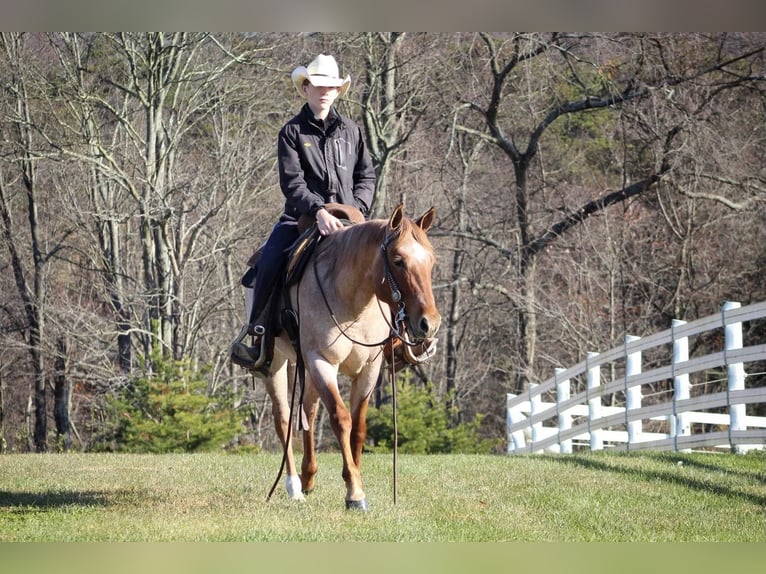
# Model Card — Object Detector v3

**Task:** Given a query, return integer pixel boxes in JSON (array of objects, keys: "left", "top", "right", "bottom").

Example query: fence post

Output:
[
  {"left": 671, "top": 319, "right": 691, "bottom": 452},
  {"left": 625, "top": 335, "right": 642, "bottom": 448},
  {"left": 506, "top": 393, "right": 526, "bottom": 453},
  {"left": 723, "top": 301, "right": 746, "bottom": 453},
  {"left": 587, "top": 352, "right": 603, "bottom": 451},
  {"left": 556, "top": 368, "right": 572, "bottom": 454},
  {"left": 529, "top": 383, "right": 542, "bottom": 452}
]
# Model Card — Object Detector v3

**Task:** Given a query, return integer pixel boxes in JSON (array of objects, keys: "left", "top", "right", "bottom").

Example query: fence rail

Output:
[{"left": 507, "top": 301, "right": 766, "bottom": 455}]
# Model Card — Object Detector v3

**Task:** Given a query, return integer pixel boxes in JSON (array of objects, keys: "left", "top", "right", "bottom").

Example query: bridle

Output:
[
  {"left": 313, "top": 227, "right": 412, "bottom": 349},
  {"left": 381, "top": 229, "right": 408, "bottom": 339}
]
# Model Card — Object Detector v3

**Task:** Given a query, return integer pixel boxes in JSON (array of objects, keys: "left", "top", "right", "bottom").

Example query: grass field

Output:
[{"left": 0, "top": 449, "right": 763, "bottom": 542}]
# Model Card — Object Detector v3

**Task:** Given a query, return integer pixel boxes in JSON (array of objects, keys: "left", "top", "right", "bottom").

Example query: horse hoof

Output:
[
  {"left": 288, "top": 490, "right": 306, "bottom": 502},
  {"left": 345, "top": 498, "right": 369, "bottom": 511},
  {"left": 286, "top": 475, "right": 305, "bottom": 501}
]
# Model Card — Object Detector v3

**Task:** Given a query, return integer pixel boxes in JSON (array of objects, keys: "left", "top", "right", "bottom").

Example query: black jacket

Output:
[{"left": 278, "top": 104, "right": 376, "bottom": 221}]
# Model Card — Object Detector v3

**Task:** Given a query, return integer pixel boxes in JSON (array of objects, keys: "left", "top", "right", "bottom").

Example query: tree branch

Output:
[{"left": 528, "top": 124, "right": 682, "bottom": 258}]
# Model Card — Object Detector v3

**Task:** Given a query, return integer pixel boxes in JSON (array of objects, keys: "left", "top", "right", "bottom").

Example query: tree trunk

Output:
[
  {"left": 515, "top": 255, "right": 538, "bottom": 394},
  {"left": 25, "top": 395, "right": 33, "bottom": 452},
  {"left": 0, "top": 362, "right": 5, "bottom": 453},
  {"left": 362, "top": 32, "right": 407, "bottom": 217},
  {"left": 53, "top": 336, "right": 72, "bottom": 451},
  {"left": 0, "top": 33, "right": 49, "bottom": 452},
  {"left": 32, "top": 348, "right": 47, "bottom": 452}
]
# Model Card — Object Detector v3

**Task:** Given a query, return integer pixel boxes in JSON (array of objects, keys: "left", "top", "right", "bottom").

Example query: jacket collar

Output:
[{"left": 301, "top": 103, "right": 341, "bottom": 132}]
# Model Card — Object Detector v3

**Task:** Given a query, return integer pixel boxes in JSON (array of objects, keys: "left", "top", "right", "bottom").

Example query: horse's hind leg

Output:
[
  {"left": 265, "top": 361, "right": 304, "bottom": 501},
  {"left": 299, "top": 382, "right": 321, "bottom": 494},
  {"left": 350, "top": 393, "right": 371, "bottom": 468}
]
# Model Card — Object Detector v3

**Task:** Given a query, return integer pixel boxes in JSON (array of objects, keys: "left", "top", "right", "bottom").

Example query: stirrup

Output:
[
  {"left": 248, "top": 323, "right": 265, "bottom": 337},
  {"left": 231, "top": 323, "right": 250, "bottom": 345},
  {"left": 230, "top": 325, "right": 268, "bottom": 371}
]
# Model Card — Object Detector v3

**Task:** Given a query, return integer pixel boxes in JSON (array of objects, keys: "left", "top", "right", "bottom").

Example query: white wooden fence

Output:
[{"left": 507, "top": 301, "right": 766, "bottom": 454}]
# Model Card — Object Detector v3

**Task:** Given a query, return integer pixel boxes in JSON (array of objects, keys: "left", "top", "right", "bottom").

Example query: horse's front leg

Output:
[
  {"left": 265, "top": 359, "right": 304, "bottom": 501},
  {"left": 309, "top": 358, "right": 367, "bottom": 510}
]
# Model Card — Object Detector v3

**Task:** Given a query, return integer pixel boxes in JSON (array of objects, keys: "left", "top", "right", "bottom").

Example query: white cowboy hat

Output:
[{"left": 291, "top": 54, "right": 351, "bottom": 98}]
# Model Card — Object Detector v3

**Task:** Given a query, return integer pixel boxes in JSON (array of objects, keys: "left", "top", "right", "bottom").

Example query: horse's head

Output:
[{"left": 380, "top": 204, "right": 441, "bottom": 340}]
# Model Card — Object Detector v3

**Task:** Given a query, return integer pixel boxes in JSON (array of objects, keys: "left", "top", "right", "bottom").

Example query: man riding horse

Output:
[
  {"left": 228, "top": 55, "right": 440, "bottom": 511},
  {"left": 231, "top": 54, "right": 376, "bottom": 373}
]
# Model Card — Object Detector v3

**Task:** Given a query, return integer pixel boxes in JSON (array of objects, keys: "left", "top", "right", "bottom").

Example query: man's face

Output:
[{"left": 304, "top": 82, "right": 340, "bottom": 118}]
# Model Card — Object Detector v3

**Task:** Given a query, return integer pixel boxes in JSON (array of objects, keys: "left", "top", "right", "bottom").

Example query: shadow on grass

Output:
[
  {"left": 548, "top": 453, "right": 766, "bottom": 507},
  {"left": 667, "top": 452, "right": 766, "bottom": 483},
  {"left": 0, "top": 490, "right": 120, "bottom": 510}
]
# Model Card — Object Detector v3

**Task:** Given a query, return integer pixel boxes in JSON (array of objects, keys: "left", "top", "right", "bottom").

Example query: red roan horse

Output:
[{"left": 260, "top": 203, "right": 440, "bottom": 510}]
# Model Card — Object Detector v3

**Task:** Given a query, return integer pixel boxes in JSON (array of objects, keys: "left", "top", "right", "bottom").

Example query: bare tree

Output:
[
  {"left": 44, "top": 33, "right": 283, "bottom": 366},
  {"left": 356, "top": 33, "right": 433, "bottom": 216},
  {"left": 451, "top": 32, "right": 766, "bottom": 395},
  {"left": 0, "top": 32, "right": 74, "bottom": 451}
]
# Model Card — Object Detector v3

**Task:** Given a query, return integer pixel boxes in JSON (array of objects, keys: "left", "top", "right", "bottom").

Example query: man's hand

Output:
[{"left": 316, "top": 207, "right": 344, "bottom": 236}]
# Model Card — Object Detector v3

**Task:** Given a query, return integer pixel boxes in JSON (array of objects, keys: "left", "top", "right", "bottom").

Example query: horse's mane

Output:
[
  {"left": 316, "top": 219, "right": 385, "bottom": 279},
  {"left": 316, "top": 215, "right": 433, "bottom": 280}
]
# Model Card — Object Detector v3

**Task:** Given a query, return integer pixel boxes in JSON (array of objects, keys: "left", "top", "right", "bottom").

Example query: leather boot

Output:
[{"left": 230, "top": 325, "right": 270, "bottom": 378}]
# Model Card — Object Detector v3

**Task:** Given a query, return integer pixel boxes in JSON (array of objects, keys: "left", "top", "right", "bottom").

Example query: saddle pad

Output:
[{"left": 285, "top": 226, "right": 321, "bottom": 286}]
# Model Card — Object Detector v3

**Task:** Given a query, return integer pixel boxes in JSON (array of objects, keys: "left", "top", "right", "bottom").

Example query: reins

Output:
[{"left": 313, "top": 259, "right": 408, "bottom": 348}]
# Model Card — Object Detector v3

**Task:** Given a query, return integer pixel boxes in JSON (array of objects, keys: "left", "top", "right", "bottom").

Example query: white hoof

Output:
[{"left": 285, "top": 475, "right": 306, "bottom": 501}]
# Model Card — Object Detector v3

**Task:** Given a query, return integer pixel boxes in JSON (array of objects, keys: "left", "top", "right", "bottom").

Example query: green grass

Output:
[{"left": 0, "top": 450, "right": 763, "bottom": 541}]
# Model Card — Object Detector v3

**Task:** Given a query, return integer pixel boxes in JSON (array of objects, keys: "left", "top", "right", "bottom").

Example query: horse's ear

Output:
[
  {"left": 416, "top": 207, "right": 435, "bottom": 232},
  {"left": 389, "top": 203, "right": 405, "bottom": 230}
]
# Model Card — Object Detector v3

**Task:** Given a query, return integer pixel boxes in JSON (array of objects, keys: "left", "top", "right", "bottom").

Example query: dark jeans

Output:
[{"left": 246, "top": 218, "right": 299, "bottom": 326}]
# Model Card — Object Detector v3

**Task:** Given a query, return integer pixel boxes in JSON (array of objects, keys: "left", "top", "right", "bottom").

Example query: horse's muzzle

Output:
[{"left": 411, "top": 312, "right": 441, "bottom": 340}]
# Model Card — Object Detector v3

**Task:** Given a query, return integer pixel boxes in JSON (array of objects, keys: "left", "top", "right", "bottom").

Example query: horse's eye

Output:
[{"left": 393, "top": 257, "right": 406, "bottom": 269}]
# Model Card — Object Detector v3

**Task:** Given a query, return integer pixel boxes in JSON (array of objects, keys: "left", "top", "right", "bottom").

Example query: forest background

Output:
[{"left": 1, "top": 32, "right": 764, "bottom": 454}]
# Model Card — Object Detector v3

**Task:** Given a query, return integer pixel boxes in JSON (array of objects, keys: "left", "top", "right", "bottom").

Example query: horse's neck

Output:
[{"left": 321, "top": 221, "right": 386, "bottom": 312}]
